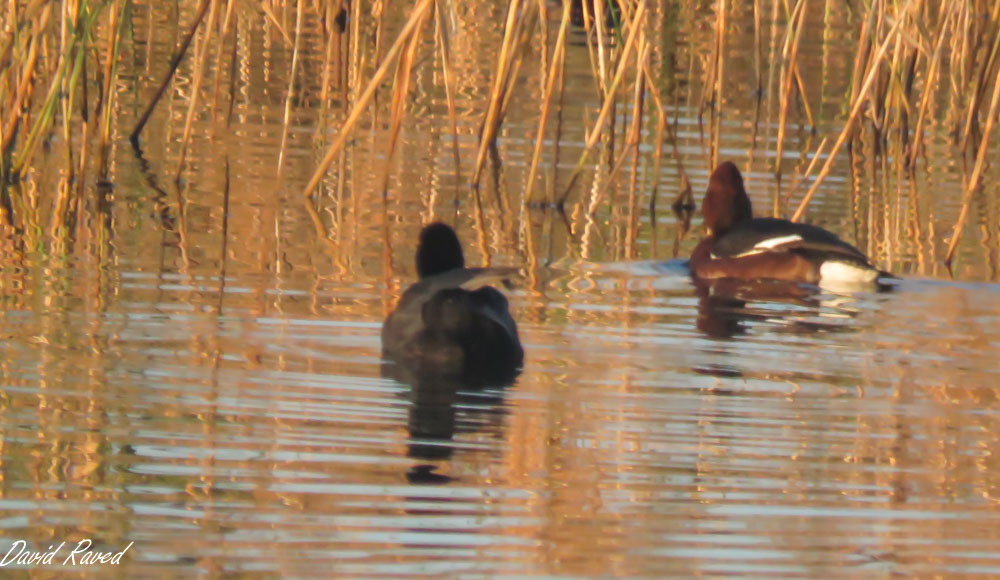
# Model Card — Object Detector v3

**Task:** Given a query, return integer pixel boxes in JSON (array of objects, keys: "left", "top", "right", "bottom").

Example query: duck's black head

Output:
[{"left": 416, "top": 223, "right": 465, "bottom": 278}]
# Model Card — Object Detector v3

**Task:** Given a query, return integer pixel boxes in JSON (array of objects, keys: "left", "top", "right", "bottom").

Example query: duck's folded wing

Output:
[
  {"left": 712, "top": 218, "right": 869, "bottom": 262},
  {"left": 384, "top": 268, "right": 521, "bottom": 352},
  {"left": 396, "top": 267, "right": 520, "bottom": 309}
]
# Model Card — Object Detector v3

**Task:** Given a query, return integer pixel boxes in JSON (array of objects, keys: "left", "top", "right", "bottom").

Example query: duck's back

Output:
[
  {"left": 711, "top": 218, "right": 870, "bottom": 264},
  {"left": 381, "top": 268, "right": 523, "bottom": 374}
]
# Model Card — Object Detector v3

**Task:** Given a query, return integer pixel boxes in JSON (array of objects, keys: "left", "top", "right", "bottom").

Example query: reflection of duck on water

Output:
[
  {"left": 693, "top": 276, "right": 870, "bottom": 340},
  {"left": 383, "top": 359, "right": 511, "bottom": 484}
]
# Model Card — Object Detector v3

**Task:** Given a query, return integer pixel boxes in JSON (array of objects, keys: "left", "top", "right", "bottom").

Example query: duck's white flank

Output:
[{"left": 819, "top": 260, "right": 879, "bottom": 284}]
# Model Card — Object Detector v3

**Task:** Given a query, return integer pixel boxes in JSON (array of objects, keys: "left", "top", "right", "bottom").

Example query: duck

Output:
[
  {"left": 381, "top": 223, "right": 524, "bottom": 379},
  {"left": 689, "top": 162, "right": 886, "bottom": 288}
]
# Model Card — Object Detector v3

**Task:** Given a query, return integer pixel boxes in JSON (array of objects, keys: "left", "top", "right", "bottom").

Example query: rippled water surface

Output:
[{"left": 3, "top": 0, "right": 1000, "bottom": 577}]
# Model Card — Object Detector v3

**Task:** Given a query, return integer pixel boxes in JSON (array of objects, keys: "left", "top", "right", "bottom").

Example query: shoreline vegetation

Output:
[{"left": 1, "top": 0, "right": 999, "bottom": 278}]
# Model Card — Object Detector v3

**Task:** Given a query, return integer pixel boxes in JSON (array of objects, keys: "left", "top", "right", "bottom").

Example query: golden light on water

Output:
[{"left": 0, "top": 0, "right": 999, "bottom": 576}]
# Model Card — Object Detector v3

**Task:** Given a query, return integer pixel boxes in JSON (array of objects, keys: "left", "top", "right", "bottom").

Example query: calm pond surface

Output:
[{"left": 2, "top": 1, "right": 1000, "bottom": 577}]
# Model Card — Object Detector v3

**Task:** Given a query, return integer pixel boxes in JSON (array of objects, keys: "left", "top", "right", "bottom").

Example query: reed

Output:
[{"left": 0, "top": 0, "right": 999, "bottom": 279}]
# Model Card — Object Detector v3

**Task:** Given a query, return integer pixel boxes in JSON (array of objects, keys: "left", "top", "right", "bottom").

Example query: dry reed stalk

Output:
[
  {"left": 791, "top": 65, "right": 814, "bottom": 128},
  {"left": 624, "top": 50, "right": 645, "bottom": 258},
  {"left": 130, "top": 0, "right": 212, "bottom": 144},
  {"left": 302, "top": 0, "right": 434, "bottom": 199},
  {"left": 0, "top": 1, "right": 46, "bottom": 65},
  {"left": 97, "top": 0, "right": 123, "bottom": 182},
  {"left": 471, "top": 0, "right": 529, "bottom": 187},
  {"left": 710, "top": 0, "right": 726, "bottom": 168},
  {"left": 774, "top": 0, "right": 806, "bottom": 184},
  {"left": 347, "top": 0, "right": 363, "bottom": 107},
  {"left": 11, "top": 4, "right": 85, "bottom": 179},
  {"left": 225, "top": 20, "right": 239, "bottom": 126},
  {"left": 639, "top": 53, "right": 692, "bottom": 209},
  {"left": 210, "top": 0, "right": 238, "bottom": 120},
  {"left": 594, "top": 0, "right": 609, "bottom": 96},
  {"left": 754, "top": 0, "right": 762, "bottom": 100},
  {"left": 757, "top": 0, "right": 781, "bottom": 159},
  {"left": 524, "top": 0, "right": 571, "bottom": 206},
  {"left": 944, "top": 26, "right": 1000, "bottom": 266},
  {"left": 580, "top": 0, "right": 603, "bottom": 98},
  {"left": 959, "top": 1, "right": 1000, "bottom": 155},
  {"left": 557, "top": 1, "right": 646, "bottom": 203},
  {"left": 259, "top": 1, "right": 292, "bottom": 47},
  {"left": 536, "top": 0, "right": 549, "bottom": 78},
  {"left": 175, "top": 0, "right": 221, "bottom": 181},
  {"left": 376, "top": 2, "right": 431, "bottom": 197},
  {"left": 780, "top": 136, "right": 827, "bottom": 209},
  {"left": 907, "top": 2, "right": 953, "bottom": 170},
  {"left": 586, "top": 43, "right": 649, "bottom": 218},
  {"left": 2, "top": 5, "right": 48, "bottom": 164},
  {"left": 846, "top": 2, "right": 874, "bottom": 125},
  {"left": 790, "top": 2, "right": 911, "bottom": 223},
  {"left": 276, "top": 0, "right": 304, "bottom": 176},
  {"left": 434, "top": 0, "right": 464, "bottom": 194},
  {"left": 369, "top": 0, "right": 387, "bottom": 133},
  {"left": 319, "top": 1, "right": 339, "bottom": 114}
]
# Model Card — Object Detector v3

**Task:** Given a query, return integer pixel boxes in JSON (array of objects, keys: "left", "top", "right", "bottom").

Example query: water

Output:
[{"left": 2, "top": 0, "right": 1000, "bottom": 576}]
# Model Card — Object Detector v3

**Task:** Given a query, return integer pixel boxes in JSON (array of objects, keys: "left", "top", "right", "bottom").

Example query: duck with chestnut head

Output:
[{"left": 690, "top": 162, "right": 887, "bottom": 289}]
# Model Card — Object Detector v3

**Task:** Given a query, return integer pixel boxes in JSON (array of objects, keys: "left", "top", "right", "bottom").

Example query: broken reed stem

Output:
[
  {"left": 378, "top": 2, "right": 430, "bottom": 196},
  {"left": 176, "top": 0, "right": 221, "bottom": 182},
  {"left": 775, "top": 0, "right": 807, "bottom": 180},
  {"left": 11, "top": 3, "right": 91, "bottom": 179},
  {"left": 319, "top": 1, "right": 338, "bottom": 115},
  {"left": 210, "top": 0, "right": 238, "bottom": 121},
  {"left": 130, "top": 0, "right": 212, "bottom": 144},
  {"left": 97, "top": 0, "right": 124, "bottom": 182},
  {"left": 472, "top": 0, "right": 527, "bottom": 187},
  {"left": 558, "top": 1, "right": 646, "bottom": 203},
  {"left": 790, "top": 3, "right": 911, "bottom": 223},
  {"left": 259, "top": 2, "right": 292, "bottom": 48},
  {"left": 638, "top": 43, "right": 693, "bottom": 206},
  {"left": 710, "top": 0, "right": 726, "bottom": 168},
  {"left": 907, "top": 3, "right": 953, "bottom": 169},
  {"left": 781, "top": 136, "right": 827, "bottom": 209},
  {"left": 524, "top": 0, "right": 572, "bottom": 206},
  {"left": 276, "top": 0, "right": 304, "bottom": 177},
  {"left": 434, "top": 0, "right": 464, "bottom": 192},
  {"left": 588, "top": 41, "right": 650, "bottom": 217},
  {"left": 2, "top": 5, "right": 48, "bottom": 165},
  {"left": 302, "top": 0, "right": 434, "bottom": 199},
  {"left": 625, "top": 45, "right": 646, "bottom": 258},
  {"left": 960, "top": 1, "right": 1000, "bottom": 155}
]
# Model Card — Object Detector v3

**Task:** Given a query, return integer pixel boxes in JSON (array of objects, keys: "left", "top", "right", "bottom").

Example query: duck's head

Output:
[
  {"left": 416, "top": 223, "right": 465, "bottom": 278},
  {"left": 702, "top": 162, "right": 753, "bottom": 237}
]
